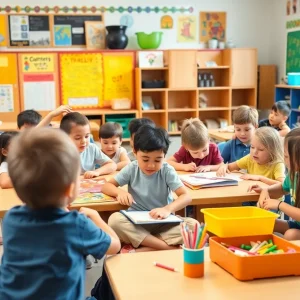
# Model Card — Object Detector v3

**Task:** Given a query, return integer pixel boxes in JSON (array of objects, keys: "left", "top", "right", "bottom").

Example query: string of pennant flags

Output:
[{"left": 0, "top": 6, "right": 194, "bottom": 14}]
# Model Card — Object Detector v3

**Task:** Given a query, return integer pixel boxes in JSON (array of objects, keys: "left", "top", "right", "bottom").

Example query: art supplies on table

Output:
[
  {"left": 120, "top": 210, "right": 183, "bottom": 225},
  {"left": 180, "top": 222, "right": 209, "bottom": 249},
  {"left": 79, "top": 179, "right": 106, "bottom": 194},
  {"left": 153, "top": 262, "right": 178, "bottom": 272},
  {"left": 180, "top": 172, "right": 241, "bottom": 190},
  {"left": 73, "top": 192, "right": 115, "bottom": 204}
]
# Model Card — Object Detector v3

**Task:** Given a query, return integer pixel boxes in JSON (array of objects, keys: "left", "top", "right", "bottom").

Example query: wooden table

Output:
[
  {"left": 0, "top": 122, "right": 18, "bottom": 131},
  {"left": 208, "top": 129, "right": 233, "bottom": 142},
  {"left": 105, "top": 241, "right": 300, "bottom": 300}
]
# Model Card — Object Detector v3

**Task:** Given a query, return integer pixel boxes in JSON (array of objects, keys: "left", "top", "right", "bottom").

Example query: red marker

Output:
[{"left": 153, "top": 262, "right": 178, "bottom": 272}]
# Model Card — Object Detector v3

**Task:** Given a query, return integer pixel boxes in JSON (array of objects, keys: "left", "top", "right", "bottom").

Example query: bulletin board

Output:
[
  {"left": 18, "top": 53, "right": 60, "bottom": 115},
  {"left": 53, "top": 15, "right": 103, "bottom": 47},
  {"left": 286, "top": 31, "right": 300, "bottom": 74},
  {"left": 0, "top": 15, "right": 8, "bottom": 47},
  {"left": 8, "top": 14, "right": 51, "bottom": 47},
  {"left": 102, "top": 52, "right": 134, "bottom": 107},
  {"left": 0, "top": 53, "right": 20, "bottom": 122},
  {"left": 59, "top": 52, "right": 104, "bottom": 108}
]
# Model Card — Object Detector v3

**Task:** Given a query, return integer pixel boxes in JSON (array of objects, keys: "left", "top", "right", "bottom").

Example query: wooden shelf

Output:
[
  {"left": 140, "top": 67, "right": 168, "bottom": 70},
  {"left": 77, "top": 109, "right": 138, "bottom": 116},
  {"left": 198, "top": 66, "right": 230, "bottom": 69},
  {"left": 199, "top": 107, "right": 231, "bottom": 111},
  {"left": 168, "top": 131, "right": 181, "bottom": 135},
  {"left": 168, "top": 108, "right": 197, "bottom": 112},
  {"left": 231, "top": 86, "right": 256, "bottom": 90},
  {"left": 198, "top": 87, "right": 230, "bottom": 90},
  {"left": 141, "top": 109, "right": 165, "bottom": 113},
  {"left": 141, "top": 88, "right": 167, "bottom": 91}
]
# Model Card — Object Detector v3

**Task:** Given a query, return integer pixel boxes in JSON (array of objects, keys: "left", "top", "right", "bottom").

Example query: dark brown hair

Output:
[
  {"left": 99, "top": 122, "right": 123, "bottom": 139},
  {"left": 285, "top": 128, "right": 300, "bottom": 207},
  {"left": 232, "top": 105, "right": 258, "bottom": 126},
  {"left": 8, "top": 128, "right": 80, "bottom": 209},
  {"left": 60, "top": 112, "right": 89, "bottom": 134},
  {"left": 0, "top": 131, "right": 18, "bottom": 164},
  {"left": 272, "top": 101, "right": 291, "bottom": 117}
]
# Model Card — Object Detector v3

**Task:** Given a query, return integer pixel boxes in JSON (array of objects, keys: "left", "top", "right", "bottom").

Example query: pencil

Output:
[
  {"left": 192, "top": 223, "right": 198, "bottom": 249},
  {"left": 198, "top": 225, "right": 207, "bottom": 249}
]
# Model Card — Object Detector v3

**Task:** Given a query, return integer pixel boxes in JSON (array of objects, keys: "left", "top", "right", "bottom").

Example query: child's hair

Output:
[
  {"left": 232, "top": 105, "right": 258, "bottom": 126},
  {"left": 285, "top": 128, "right": 300, "bottom": 207},
  {"left": 128, "top": 118, "right": 155, "bottom": 137},
  {"left": 7, "top": 128, "right": 80, "bottom": 209},
  {"left": 17, "top": 109, "right": 42, "bottom": 129},
  {"left": 254, "top": 127, "right": 283, "bottom": 164},
  {"left": 272, "top": 100, "right": 291, "bottom": 117},
  {"left": 0, "top": 131, "right": 18, "bottom": 164},
  {"left": 134, "top": 125, "right": 170, "bottom": 155},
  {"left": 99, "top": 122, "right": 123, "bottom": 140},
  {"left": 60, "top": 112, "right": 89, "bottom": 134},
  {"left": 181, "top": 118, "right": 209, "bottom": 150}
]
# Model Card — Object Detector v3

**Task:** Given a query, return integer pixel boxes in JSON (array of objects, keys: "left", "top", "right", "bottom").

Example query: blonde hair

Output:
[
  {"left": 181, "top": 118, "right": 209, "bottom": 150},
  {"left": 254, "top": 127, "right": 284, "bottom": 164},
  {"left": 232, "top": 105, "right": 258, "bottom": 126}
]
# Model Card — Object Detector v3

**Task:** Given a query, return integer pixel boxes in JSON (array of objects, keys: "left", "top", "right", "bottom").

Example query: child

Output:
[
  {"left": 259, "top": 100, "right": 291, "bottom": 137},
  {"left": 0, "top": 128, "right": 120, "bottom": 299},
  {"left": 0, "top": 131, "right": 18, "bottom": 189},
  {"left": 102, "top": 125, "right": 198, "bottom": 253},
  {"left": 60, "top": 112, "right": 117, "bottom": 178},
  {"left": 99, "top": 122, "right": 130, "bottom": 170},
  {"left": 167, "top": 118, "right": 223, "bottom": 172},
  {"left": 250, "top": 128, "right": 300, "bottom": 240},
  {"left": 127, "top": 118, "right": 155, "bottom": 161},
  {"left": 36, "top": 105, "right": 72, "bottom": 128},
  {"left": 17, "top": 109, "right": 42, "bottom": 130},
  {"left": 221, "top": 105, "right": 258, "bottom": 163},
  {"left": 217, "top": 127, "right": 285, "bottom": 195}
]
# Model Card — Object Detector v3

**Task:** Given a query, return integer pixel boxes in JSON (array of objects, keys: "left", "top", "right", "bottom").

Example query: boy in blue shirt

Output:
[
  {"left": 221, "top": 105, "right": 258, "bottom": 163},
  {"left": 0, "top": 127, "right": 120, "bottom": 300},
  {"left": 102, "top": 125, "right": 198, "bottom": 253}
]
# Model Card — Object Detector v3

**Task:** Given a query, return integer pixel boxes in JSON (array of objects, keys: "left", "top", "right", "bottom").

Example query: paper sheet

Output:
[{"left": 0, "top": 84, "right": 14, "bottom": 112}]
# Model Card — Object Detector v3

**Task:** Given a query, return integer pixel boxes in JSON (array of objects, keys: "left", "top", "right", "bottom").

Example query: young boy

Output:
[
  {"left": 99, "top": 122, "right": 130, "bottom": 170},
  {"left": 17, "top": 109, "right": 41, "bottom": 130},
  {"left": 259, "top": 100, "right": 291, "bottom": 137},
  {"left": 102, "top": 125, "right": 197, "bottom": 253},
  {"left": 221, "top": 105, "right": 258, "bottom": 163},
  {"left": 167, "top": 118, "right": 223, "bottom": 172},
  {"left": 0, "top": 127, "right": 120, "bottom": 299},
  {"left": 60, "top": 112, "right": 117, "bottom": 178},
  {"left": 127, "top": 118, "right": 155, "bottom": 161}
]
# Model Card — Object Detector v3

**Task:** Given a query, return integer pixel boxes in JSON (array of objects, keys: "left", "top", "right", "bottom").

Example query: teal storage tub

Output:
[
  {"left": 105, "top": 114, "right": 135, "bottom": 138},
  {"left": 288, "top": 73, "right": 300, "bottom": 86}
]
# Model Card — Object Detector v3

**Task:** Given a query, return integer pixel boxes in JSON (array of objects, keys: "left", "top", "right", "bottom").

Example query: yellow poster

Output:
[
  {"left": 103, "top": 55, "right": 133, "bottom": 107},
  {"left": 21, "top": 54, "right": 55, "bottom": 73},
  {"left": 60, "top": 53, "right": 103, "bottom": 108},
  {"left": 177, "top": 15, "right": 197, "bottom": 43},
  {"left": 0, "top": 15, "right": 7, "bottom": 46},
  {"left": 199, "top": 12, "right": 226, "bottom": 42}
]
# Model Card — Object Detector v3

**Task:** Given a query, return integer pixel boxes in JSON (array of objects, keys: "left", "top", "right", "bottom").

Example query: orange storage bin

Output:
[{"left": 210, "top": 234, "right": 300, "bottom": 281}]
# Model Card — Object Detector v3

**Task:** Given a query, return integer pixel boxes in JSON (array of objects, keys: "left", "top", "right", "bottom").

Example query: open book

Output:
[
  {"left": 180, "top": 172, "right": 241, "bottom": 190},
  {"left": 120, "top": 210, "right": 183, "bottom": 225}
]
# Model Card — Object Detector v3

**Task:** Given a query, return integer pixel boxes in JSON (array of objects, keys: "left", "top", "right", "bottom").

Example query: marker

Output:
[{"left": 153, "top": 262, "right": 178, "bottom": 272}]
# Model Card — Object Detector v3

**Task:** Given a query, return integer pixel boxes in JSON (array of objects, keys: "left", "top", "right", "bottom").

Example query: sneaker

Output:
[
  {"left": 120, "top": 244, "right": 136, "bottom": 254},
  {"left": 86, "top": 257, "right": 93, "bottom": 269}
]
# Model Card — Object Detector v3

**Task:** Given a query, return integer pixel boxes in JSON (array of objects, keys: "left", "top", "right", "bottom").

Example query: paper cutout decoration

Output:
[
  {"left": 161, "top": 15, "right": 173, "bottom": 29},
  {"left": 177, "top": 15, "right": 196, "bottom": 43},
  {"left": 120, "top": 14, "right": 134, "bottom": 28}
]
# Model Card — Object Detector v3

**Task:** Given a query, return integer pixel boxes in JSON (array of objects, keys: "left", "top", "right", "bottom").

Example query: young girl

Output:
[
  {"left": 217, "top": 127, "right": 285, "bottom": 204},
  {"left": 250, "top": 128, "right": 300, "bottom": 240},
  {"left": 0, "top": 132, "right": 18, "bottom": 189},
  {"left": 167, "top": 118, "right": 223, "bottom": 172}
]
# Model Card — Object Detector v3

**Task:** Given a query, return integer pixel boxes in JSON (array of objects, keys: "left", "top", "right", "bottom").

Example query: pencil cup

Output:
[{"left": 183, "top": 247, "right": 204, "bottom": 278}]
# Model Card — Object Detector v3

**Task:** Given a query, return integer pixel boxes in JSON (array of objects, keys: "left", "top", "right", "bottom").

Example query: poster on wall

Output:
[
  {"left": 0, "top": 85, "right": 14, "bottom": 112},
  {"left": 54, "top": 25, "right": 72, "bottom": 46},
  {"left": 0, "top": 15, "right": 8, "bottom": 46},
  {"left": 20, "top": 53, "right": 56, "bottom": 110},
  {"left": 287, "top": 0, "right": 299, "bottom": 15},
  {"left": 199, "top": 12, "right": 226, "bottom": 43},
  {"left": 286, "top": 31, "right": 300, "bottom": 73},
  {"left": 8, "top": 15, "right": 51, "bottom": 47},
  {"left": 177, "top": 15, "right": 196, "bottom": 43},
  {"left": 85, "top": 21, "right": 105, "bottom": 49},
  {"left": 60, "top": 53, "right": 103, "bottom": 108}
]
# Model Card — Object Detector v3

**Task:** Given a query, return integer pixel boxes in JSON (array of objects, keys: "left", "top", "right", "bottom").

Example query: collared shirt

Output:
[{"left": 221, "top": 138, "right": 250, "bottom": 163}]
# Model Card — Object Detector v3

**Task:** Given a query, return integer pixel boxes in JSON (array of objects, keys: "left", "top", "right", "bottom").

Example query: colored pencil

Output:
[
  {"left": 192, "top": 223, "right": 198, "bottom": 249},
  {"left": 153, "top": 262, "right": 178, "bottom": 272},
  {"left": 197, "top": 225, "right": 207, "bottom": 249}
]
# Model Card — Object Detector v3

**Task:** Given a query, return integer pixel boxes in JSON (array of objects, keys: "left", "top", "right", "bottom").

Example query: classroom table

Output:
[
  {"left": 105, "top": 241, "right": 300, "bottom": 300},
  {"left": 0, "top": 122, "right": 18, "bottom": 131},
  {"left": 208, "top": 128, "right": 233, "bottom": 142}
]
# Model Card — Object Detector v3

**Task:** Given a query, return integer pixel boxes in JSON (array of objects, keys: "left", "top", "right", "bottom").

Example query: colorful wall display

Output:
[
  {"left": 161, "top": 15, "right": 173, "bottom": 29},
  {"left": 0, "top": 15, "right": 8, "bottom": 46},
  {"left": 286, "top": 31, "right": 300, "bottom": 73},
  {"left": 177, "top": 15, "right": 197, "bottom": 43},
  {"left": 85, "top": 21, "right": 106, "bottom": 49}
]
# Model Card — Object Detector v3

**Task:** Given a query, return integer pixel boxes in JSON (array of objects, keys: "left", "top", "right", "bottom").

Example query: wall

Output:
[{"left": 1, "top": 0, "right": 273, "bottom": 64}]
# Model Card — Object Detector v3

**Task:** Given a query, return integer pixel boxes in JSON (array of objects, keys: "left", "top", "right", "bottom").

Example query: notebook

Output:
[
  {"left": 79, "top": 179, "right": 106, "bottom": 194},
  {"left": 180, "top": 172, "right": 241, "bottom": 190},
  {"left": 73, "top": 192, "right": 115, "bottom": 204},
  {"left": 120, "top": 210, "right": 183, "bottom": 225}
]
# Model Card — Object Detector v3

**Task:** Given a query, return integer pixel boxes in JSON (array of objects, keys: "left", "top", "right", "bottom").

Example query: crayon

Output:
[
  {"left": 153, "top": 262, "right": 178, "bottom": 272},
  {"left": 241, "top": 244, "right": 252, "bottom": 250},
  {"left": 268, "top": 239, "right": 273, "bottom": 245},
  {"left": 264, "top": 245, "right": 277, "bottom": 254}
]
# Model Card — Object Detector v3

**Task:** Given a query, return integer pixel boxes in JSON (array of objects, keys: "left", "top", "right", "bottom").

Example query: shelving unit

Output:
[{"left": 135, "top": 49, "right": 257, "bottom": 135}]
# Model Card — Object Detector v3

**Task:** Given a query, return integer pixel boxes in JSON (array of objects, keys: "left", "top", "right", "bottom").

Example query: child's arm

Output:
[
  {"left": 36, "top": 105, "right": 72, "bottom": 128},
  {"left": 0, "top": 173, "right": 13, "bottom": 189},
  {"left": 84, "top": 161, "right": 117, "bottom": 179},
  {"left": 79, "top": 207, "right": 121, "bottom": 254},
  {"left": 249, "top": 182, "right": 287, "bottom": 198},
  {"left": 196, "top": 163, "right": 223, "bottom": 173},
  {"left": 216, "top": 162, "right": 240, "bottom": 176},
  {"left": 279, "top": 123, "right": 290, "bottom": 137},
  {"left": 241, "top": 175, "right": 284, "bottom": 185},
  {"left": 116, "top": 151, "right": 131, "bottom": 171},
  {"left": 167, "top": 156, "right": 196, "bottom": 172},
  {"left": 149, "top": 186, "right": 191, "bottom": 219}
]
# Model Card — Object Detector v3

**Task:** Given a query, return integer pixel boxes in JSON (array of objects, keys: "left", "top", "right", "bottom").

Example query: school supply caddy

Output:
[
  {"left": 120, "top": 210, "right": 183, "bottom": 225},
  {"left": 180, "top": 172, "right": 241, "bottom": 190}
]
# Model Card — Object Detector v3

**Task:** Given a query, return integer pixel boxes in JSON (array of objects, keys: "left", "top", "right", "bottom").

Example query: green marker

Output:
[
  {"left": 268, "top": 239, "right": 273, "bottom": 245},
  {"left": 265, "top": 245, "right": 277, "bottom": 254}
]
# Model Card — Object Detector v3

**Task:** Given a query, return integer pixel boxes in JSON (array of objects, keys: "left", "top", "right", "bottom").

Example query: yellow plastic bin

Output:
[{"left": 201, "top": 207, "right": 279, "bottom": 237}]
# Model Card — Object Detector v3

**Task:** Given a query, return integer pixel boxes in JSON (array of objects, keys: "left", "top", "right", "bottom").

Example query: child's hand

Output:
[
  {"left": 240, "top": 174, "right": 260, "bottom": 181},
  {"left": 80, "top": 207, "right": 100, "bottom": 219},
  {"left": 216, "top": 164, "right": 228, "bottom": 177},
  {"left": 52, "top": 105, "right": 72, "bottom": 117},
  {"left": 247, "top": 184, "right": 263, "bottom": 193},
  {"left": 149, "top": 207, "right": 171, "bottom": 219},
  {"left": 195, "top": 165, "right": 211, "bottom": 173},
  {"left": 258, "top": 189, "right": 270, "bottom": 208},
  {"left": 116, "top": 190, "right": 135, "bottom": 206},
  {"left": 84, "top": 171, "right": 99, "bottom": 179},
  {"left": 183, "top": 162, "right": 197, "bottom": 172},
  {"left": 262, "top": 198, "right": 280, "bottom": 211}
]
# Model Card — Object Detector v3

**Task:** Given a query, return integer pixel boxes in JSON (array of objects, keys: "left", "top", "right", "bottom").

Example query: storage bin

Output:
[
  {"left": 209, "top": 234, "right": 300, "bottom": 281},
  {"left": 105, "top": 114, "right": 135, "bottom": 138},
  {"left": 201, "top": 207, "right": 278, "bottom": 237},
  {"left": 288, "top": 72, "right": 300, "bottom": 86},
  {"left": 142, "top": 80, "right": 166, "bottom": 89}
]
